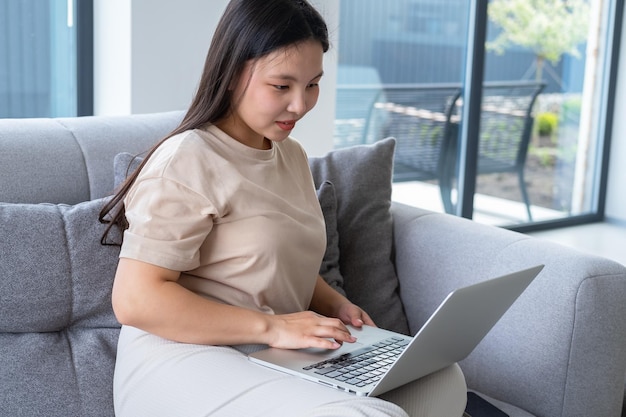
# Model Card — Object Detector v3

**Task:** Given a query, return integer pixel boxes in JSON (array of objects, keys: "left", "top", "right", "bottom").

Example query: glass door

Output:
[{"left": 468, "top": 0, "right": 622, "bottom": 227}]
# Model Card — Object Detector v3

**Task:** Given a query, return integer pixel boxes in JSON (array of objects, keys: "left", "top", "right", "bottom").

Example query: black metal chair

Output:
[
  {"left": 477, "top": 82, "right": 545, "bottom": 220},
  {"left": 442, "top": 81, "right": 546, "bottom": 220},
  {"left": 335, "top": 81, "right": 545, "bottom": 220},
  {"left": 368, "top": 84, "right": 462, "bottom": 214}
]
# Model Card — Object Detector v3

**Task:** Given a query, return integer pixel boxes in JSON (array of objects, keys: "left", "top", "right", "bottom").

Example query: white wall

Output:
[
  {"left": 93, "top": 0, "right": 338, "bottom": 156},
  {"left": 94, "top": 0, "right": 224, "bottom": 115},
  {"left": 605, "top": 7, "right": 626, "bottom": 223},
  {"left": 93, "top": 0, "right": 131, "bottom": 115}
]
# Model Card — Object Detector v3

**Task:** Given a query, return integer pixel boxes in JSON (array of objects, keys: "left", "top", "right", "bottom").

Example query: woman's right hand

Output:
[
  {"left": 265, "top": 311, "right": 357, "bottom": 350},
  {"left": 113, "top": 258, "right": 357, "bottom": 349}
]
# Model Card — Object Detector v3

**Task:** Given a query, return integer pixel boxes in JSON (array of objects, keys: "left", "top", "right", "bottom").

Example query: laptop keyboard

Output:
[{"left": 303, "top": 336, "right": 410, "bottom": 387}]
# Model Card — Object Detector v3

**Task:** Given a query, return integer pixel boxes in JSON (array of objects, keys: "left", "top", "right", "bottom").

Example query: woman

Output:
[{"left": 101, "top": 0, "right": 467, "bottom": 415}]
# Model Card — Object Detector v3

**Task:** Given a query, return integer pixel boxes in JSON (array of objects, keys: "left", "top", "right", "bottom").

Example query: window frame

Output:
[{"left": 76, "top": 0, "right": 93, "bottom": 116}]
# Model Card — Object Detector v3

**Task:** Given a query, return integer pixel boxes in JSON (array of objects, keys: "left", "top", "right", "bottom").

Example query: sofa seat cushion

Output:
[{"left": 0, "top": 198, "right": 120, "bottom": 417}]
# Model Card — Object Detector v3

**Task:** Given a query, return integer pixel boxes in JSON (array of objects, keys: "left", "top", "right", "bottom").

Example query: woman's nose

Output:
[{"left": 287, "top": 91, "right": 307, "bottom": 116}]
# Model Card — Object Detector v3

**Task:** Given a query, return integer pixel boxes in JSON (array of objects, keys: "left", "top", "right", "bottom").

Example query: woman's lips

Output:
[{"left": 276, "top": 120, "right": 296, "bottom": 131}]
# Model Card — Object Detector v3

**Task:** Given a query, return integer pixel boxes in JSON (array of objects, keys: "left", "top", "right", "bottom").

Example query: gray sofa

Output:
[{"left": 1, "top": 111, "right": 626, "bottom": 417}]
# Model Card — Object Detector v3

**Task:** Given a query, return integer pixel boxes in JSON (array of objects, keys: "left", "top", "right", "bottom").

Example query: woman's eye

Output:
[
  {"left": 307, "top": 83, "right": 319, "bottom": 88},
  {"left": 273, "top": 85, "right": 289, "bottom": 90}
]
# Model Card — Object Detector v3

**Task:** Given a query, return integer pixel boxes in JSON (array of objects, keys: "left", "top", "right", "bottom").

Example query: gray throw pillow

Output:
[
  {"left": 0, "top": 198, "right": 121, "bottom": 416},
  {"left": 309, "top": 138, "right": 409, "bottom": 334},
  {"left": 316, "top": 181, "right": 345, "bottom": 297},
  {"left": 0, "top": 197, "right": 120, "bottom": 331},
  {"left": 113, "top": 152, "right": 142, "bottom": 189}
]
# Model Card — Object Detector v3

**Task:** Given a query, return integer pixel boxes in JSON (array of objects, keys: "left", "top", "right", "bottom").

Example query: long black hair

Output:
[{"left": 99, "top": 0, "right": 329, "bottom": 244}]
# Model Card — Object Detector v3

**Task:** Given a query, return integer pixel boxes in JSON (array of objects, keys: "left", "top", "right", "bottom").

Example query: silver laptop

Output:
[{"left": 249, "top": 264, "right": 543, "bottom": 397}]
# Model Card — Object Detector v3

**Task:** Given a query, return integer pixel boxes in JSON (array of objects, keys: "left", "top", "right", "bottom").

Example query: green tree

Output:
[{"left": 487, "top": 0, "right": 590, "bottom": 82}]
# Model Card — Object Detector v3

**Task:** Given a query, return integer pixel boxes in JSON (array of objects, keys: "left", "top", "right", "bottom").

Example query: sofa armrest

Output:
[{"left": 391, "top": 202, "right": 626, "bottom": 417}]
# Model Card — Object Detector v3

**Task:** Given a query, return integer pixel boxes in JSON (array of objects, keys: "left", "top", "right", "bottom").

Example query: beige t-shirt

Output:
[{"left": 120, "top": 125, "right": 326, "bottom": 315}]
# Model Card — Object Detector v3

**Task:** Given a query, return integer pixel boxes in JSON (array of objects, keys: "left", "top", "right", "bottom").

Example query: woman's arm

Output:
[
  {"left": 308, "top": 275, "right": 376, "bottom": 328},
  {"left": 112, "top": 258, "right": 356, "bottom": 349}
]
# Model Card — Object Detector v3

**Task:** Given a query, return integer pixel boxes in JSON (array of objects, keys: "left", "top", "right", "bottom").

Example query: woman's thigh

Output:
[
  {"left": 380, "top": 363, "right": 467, "bottom": 416},
  {"left": 114, "top": 326, "right": 465, "bottom": 417}
]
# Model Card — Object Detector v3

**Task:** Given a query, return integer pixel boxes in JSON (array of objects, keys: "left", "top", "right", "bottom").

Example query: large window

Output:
[
  {"left": 334, "top": 0, "right": 622, "bottom": 229},
  {"left": 0, "top": 0, "right": 92, "bottom": 118}
]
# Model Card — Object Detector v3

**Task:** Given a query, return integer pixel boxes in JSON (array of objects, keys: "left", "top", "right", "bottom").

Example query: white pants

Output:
[{"left": 114, "top": 326, "right": 467, "bottom": 417}]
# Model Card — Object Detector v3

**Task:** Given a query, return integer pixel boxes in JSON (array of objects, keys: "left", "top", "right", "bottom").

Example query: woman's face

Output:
[{"left": 217, "top": 40, "right": 324, "bottom": 150}]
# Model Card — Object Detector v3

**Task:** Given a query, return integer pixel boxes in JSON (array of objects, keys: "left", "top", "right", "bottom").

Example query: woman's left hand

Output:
[
  {"left": 335, "top": 302, "right": 376, "bottom": 329},
  {"left": 309, "top": 276, "right": 377, "bottom": 331}
]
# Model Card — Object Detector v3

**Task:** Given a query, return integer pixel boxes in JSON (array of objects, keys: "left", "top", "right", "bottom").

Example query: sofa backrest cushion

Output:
[
  {"left": 0, "top": 111, "right": 183, "bottom": 205},
  {"left": 0, "top": 197, "right": 120, "bottom": 417}
]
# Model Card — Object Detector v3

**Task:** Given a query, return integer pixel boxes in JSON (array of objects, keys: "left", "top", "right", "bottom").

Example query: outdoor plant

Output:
[{"left": 536, "top": 112, "right": 559, "bottom": 137}]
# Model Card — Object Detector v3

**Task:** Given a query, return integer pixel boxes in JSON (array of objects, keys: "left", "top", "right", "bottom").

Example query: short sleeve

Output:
[{"left": 120, "top": 176, "right": 217, "bottom": 271}]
